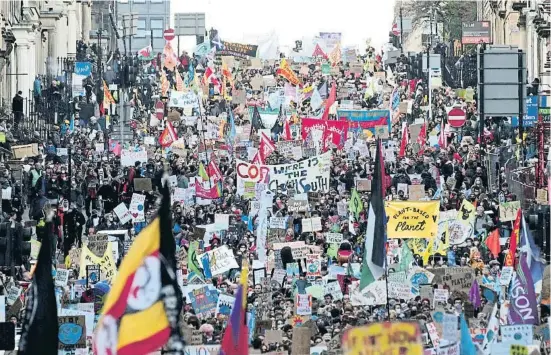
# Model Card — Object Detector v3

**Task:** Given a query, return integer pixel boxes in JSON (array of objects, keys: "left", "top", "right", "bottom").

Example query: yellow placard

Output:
[
  {"left": 385, "top": 201, "right": 440, "bottom": 239},
  {"left": 79, "top": 243, "right": 117, "bottom": 280},
  {"left": 342, "top": 322, "right": 423, "bottom": 355}
]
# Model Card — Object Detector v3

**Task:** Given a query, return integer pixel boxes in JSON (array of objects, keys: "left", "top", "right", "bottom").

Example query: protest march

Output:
[{"left": 0, "top": 1, "right": 549, "bottom": 355}]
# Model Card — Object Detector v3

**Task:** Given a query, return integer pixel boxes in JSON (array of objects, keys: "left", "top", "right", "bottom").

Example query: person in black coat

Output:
[
  {"left": 12, "top": 91, "right": 23, "bottom": 129},
  {"left": 64, "top": 207, "right": 85, "bottom": 253}
]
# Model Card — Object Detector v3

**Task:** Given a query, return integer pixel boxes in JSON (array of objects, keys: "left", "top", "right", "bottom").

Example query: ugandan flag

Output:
[{"left": 93, "top": 183, "right": 184, "bottom": 355}]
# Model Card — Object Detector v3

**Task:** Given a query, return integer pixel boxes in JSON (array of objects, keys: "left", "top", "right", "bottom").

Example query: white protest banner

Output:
[
  {"left": 500, "top": 266, "right": 514, "bottom": 286},
  {"left": 235, "top": 151, "right": 331, "bottom": 195},
  {"left": 272, "top": 269, "right": 286, "bottom": 286},
  {"left": 433, "top": 289, "right": 449, "bottom": 303},
  {"left": 302, "top": 217, "right": 322, "bottom": 232},
  {"left": 215, "top": 293, "right": 236, "bottom": 317},
  {"left": 273, "top": 241, "right": 309, "bottom": 259},
  {"left": 325, "top": 233, "right": 343, "bottom": 244},
  {"left": 59, "top": 308, "right": 94, "bottom": 337},
  {"left": 113, "top": 203, "right": 132, "bottom": 224},
  {"left": 55, "top": 268, "right": 70, "bottom": 287},
  {"left": 425, "top": 322, "right": 440, "bottom": 347},
  {"left": 169, "top": 90, "right": 199, "bottom": 109},
  {"left": 214, "top": 214, "right": 230, "bottom": 230},
  {"left": 388, "top": 281, "right": 413, "bottom": 300},
  {"left": 6, "top": 286, "right": 21, "bottom": 306},
  {"left": 500, "top": 324, "right": 533, "bottom": 345},
  {"left": 121, "top": 149, "right": 148, "bottom": 166},
  {"left": 269, "top": 217, "right": 287, "bottom": 229},
  {"left": 76, "top": 303, "right": 95, "bottom": 314},
  {"left": 296, "top": 294, "right": 312, "bottom": 315},
  {"left": 324, "top": 281, "right": 343, "bottom": 300},
  {"left": 129, "top": 193, "right": 146, "bottom": 222},
  {"left": 183, "top": 345, "right": 221, "bottom": 355},
  {"left": 350, "top": 280, "right": 386, "bottom": 306},
  {"left": 197, "top": 245, "right": 239, "bottom": 276},
  {"left": 442, "top": 314, "right": 458, "bottom": 342}
]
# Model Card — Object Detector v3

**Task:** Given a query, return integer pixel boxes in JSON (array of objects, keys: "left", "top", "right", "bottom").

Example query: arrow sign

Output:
[{"left": 447, "top": 107, "right": 467, "bottom": 128}]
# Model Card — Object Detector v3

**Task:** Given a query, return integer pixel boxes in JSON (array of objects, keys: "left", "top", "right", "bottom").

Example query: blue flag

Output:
[{"left": 460, "top": 313, "right": 476, "bottom": 355}]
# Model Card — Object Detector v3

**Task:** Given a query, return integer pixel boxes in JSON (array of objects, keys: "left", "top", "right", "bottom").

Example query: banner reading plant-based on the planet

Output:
[
  {"left": 235, "top": 152, "right": 331, "bottom": 195},
  {"left": 385, "top": 201, "right": 440, "bottom": 239}
]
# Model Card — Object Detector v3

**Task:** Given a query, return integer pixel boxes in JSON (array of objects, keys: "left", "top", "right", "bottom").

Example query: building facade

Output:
[
  {"left": 0, "top": 0, "right": 93, "bottom": 105},
  {"left": 481, "top": 0, "right": 550, "bottom": 91},
  {"left": 115, "top": 0, "right": 170, "bottom": 55}
]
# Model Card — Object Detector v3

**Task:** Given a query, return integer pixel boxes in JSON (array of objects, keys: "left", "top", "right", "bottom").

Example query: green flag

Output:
[{"left": 349, "top": 189, "right": 363, "bottom": 219}]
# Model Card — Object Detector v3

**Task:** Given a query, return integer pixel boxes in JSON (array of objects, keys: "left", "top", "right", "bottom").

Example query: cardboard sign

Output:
[
  {"left": 536, "top": 189, "right": 548, "bottom": 204},
  {"left": 12, "top": 143, "right": 39, "bottom": 158},
  {"left": 167, "top": 110, "right": 181, "bottom": 122},
  {"left": 55, "top": 268, "right": 70, "bottom": 287},
  {"left": 325, "top": 233, "right": 343, "bottom": 244},
  {"left": 113, "top": 203, "right": 132, "bottom": 224},
  {"left": 133, "top": 178, "right": 153, "bottom": 192},
  {"left": 356, "top": 179, "right": 371, "bottom": 192},
  {"left": 499, "top": 201, "right": 521, "bottom": 222},
  {"left": 409, "top": 184, "right": 425, "bottom": 201},
  {"left": 233, "top": 90, "right": 247, "bottom": 105},
  {"left": 349, "top": 62, "right": 363, "bottom": 74},
  {"left": 58, "top": 315, "right": 86, "bottom": 349},
  {"left": 399, "top": 102, "right": 409, "bottom": 114},
  {"left": 291, "top": 327, "right": 311, "bottom": 355}
]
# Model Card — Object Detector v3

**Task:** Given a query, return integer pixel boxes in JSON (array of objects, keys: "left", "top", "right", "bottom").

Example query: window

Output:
[
  {"left": 132, "top": 0, "right": 145, "bottom": 3},
  {"left": 118, "top": 0, "right": 128, "bottom": 3},
  {"left": 150, "top": 19, "right": 164, "bottom": 38},
  {"left": 135, "top": 19, "right": 147, "bottom": 37},
  {"left": 150, "top": 0, "right": 164, "bottom": 3}
]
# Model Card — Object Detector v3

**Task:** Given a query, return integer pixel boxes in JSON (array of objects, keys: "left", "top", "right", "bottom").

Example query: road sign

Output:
[
  {"left": 447, "top": 107, "right": 467, "bottom": 128},
  {"left": 392, "top": 23, "right": 401, "bottom": 36},
  {"left": 155, "top": 100, "right": 165, "bottom": 121},
  {"left": 163, "top": 28, "right": 175, "bottom": 41}
]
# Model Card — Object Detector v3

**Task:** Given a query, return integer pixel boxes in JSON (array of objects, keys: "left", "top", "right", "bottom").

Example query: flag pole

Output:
[
  {"left": 196, "top": 96, "right": 213, "bottom": 189},
  {"left": 385, "top": 247, "right": 391, "bottom": 321}
]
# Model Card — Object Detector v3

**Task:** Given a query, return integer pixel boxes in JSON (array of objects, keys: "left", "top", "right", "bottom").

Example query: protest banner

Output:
[
  {"left": 188, "top": 286, "right": 218, "bottom": 318},
  {"left": 236, "top": 151, "right": 331, "bottom": 195},
  {"left": 341, "top": 322, "right": 423, "bottom": 355},
  {"left": 120, "top": 149, "right": 147, "bottom": 166},
  {"left": 500, "top": 324, "right": 533, "bottom": 345},
  {"left": 113, "top": 203, "right": 132, "bottom": 224},
  {"left": 301, "top": 119, "right": 349, "bottom": 148},
  {"left": 433, "top": 289, "right": 450, "bottom": 304},
  {"left": 168, "top": 90, "right": 199, "bottom": 109},
  {"left": 325, "top": 232, "right": 343, "bottom": 244},
  {"left": 133, "top": 178, "right": 152, "bottom": 191},
  {"left": 215, "top": 294, "right": 236, "bottom": 317},
  {"left": 55, "top": 268, "right": 70, "bottom": 287},
  {"left": 291, "top": 327, "right": 311, "bottom": 355},
  {"left": 302, "top": 217, "right": 322, "bottom": 232},
  {"left": 219, "top": 41, "right": 258, "bottom": 57},
  {"left": 324, "top": 281, "right": 344, "bottom": 300},
  {"left": 287, "top": 199, "right": 309, "bottom": 212},
  {"left": 385, "top": 201, "right": 440, "bottom": 239},
  {"left": 269, "top": 216, "right": 287, "bottom": 229},
  {"left": 356, "top": 179, "right": 371, "bottom": 192},
  {"left": 388, "top": 281, "right": 413, "bottom": 300},
  {"left": 499, "top": 201, "right": 521, "bottom": 222},
  {"left": 183, "top": 345, "right": 221, "bottom": 355},
  {"left": 197, "top": 245, "right": 239, "bottom": 276},
  {"left": 6, "top": 286, "right": 21, "bottom": 306},
  {"left": 129, "top": 193, "right": 146, "bottom": 222},
  {"left": 442, "top": 314, "right": 459, "bottom": 342},
  {"left": 306, "top": 254, "right": 322, "bottom": 279},
  {"left": 296, "top": 294, "right": 312, "bottom": 315},
  {"left": 58, "top": 315, "right": 86, "bottom": 349},
  {"left": 500, "top": 266, "right": 514, "bottom": 286}
]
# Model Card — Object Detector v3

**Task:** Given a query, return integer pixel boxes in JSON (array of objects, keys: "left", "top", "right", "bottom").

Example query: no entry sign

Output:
[
  {"left": 163, "top": 28, "right": 175, "bottom": 41},
  {"left": 447, "top": 107, "right": 467, "bottom": 128}
]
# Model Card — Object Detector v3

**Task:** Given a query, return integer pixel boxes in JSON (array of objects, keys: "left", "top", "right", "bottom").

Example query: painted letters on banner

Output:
[
  {"left": 301, "top": 118, "right": 349, "bottom": 148},
  {"left": 168, "top": 90, "right": 199, "bottom": 109},
  {"left": 219, "top": 41, "right": 258, "bottom": 58},
  {"left": 120, "top": 149, "right": 147, "bottom": 166},
  {"left": 236, "top": 151, "right": 331, "bottom": 195},
  {"left": 197, "top": 245, "right": 239, "bottom": 276},
  {"left": 337, "top": 109, "right": 392, "bottom": 133},
  {"left": 508, "top": 255, "right": 538, "bottom": 325},
  {"left": 385, "top": 201, "right": 440, "bottom": 239},
  {"left": 342, "top": 322, "right": 423, "bottom": 355}
]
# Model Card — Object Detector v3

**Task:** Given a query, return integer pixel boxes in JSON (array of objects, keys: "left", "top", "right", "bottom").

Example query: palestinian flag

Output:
[{"left": 360, "top": 139, "right": 387, "bottom": 290}]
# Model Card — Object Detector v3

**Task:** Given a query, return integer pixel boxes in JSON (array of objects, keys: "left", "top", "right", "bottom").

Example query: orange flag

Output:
[
  {"left": 276, "top": 59, "right": 301, "bottom": 86},
  {"left": 505, "top": 208, "right": 522, "bottom": 267}
]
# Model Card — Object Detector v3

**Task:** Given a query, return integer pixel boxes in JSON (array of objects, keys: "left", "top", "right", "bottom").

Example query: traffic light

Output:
[{"left": 0, "top": 222, "right": 33, "bottom": 275}]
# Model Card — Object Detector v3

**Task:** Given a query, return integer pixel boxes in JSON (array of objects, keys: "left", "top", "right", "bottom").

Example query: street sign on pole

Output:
[
  {"left": 163, "top": 28, "right": 175, "bottom": 41},
  {"left": 447, "top": 107, "right": 467, "bottom": 128},
  {"left": 392, "top": 23, "right": 401, "bottom": 36}
]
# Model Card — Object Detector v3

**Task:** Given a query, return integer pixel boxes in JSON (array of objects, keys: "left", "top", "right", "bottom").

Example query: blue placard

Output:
[
  {"left": 337, "top": 109, "right": 392, "bottom": 133},
  {"left": 511, "top": 95, "right": 539, "bottom": 127},
  {"left": 74, "top": 62, "right": 92, "bottom": 77}
]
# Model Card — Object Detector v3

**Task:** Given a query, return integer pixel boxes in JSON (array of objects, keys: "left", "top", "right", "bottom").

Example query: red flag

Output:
[
  {"left": 312, "top": 43, "right": 328, "bottom": 59},
  {"left": 485, "top": 229, "right": 501, "bottom": 258},
  {"left": 259, "top": 132, "right": 276, "bottom": 162},
  {"left": 505, "top": 208, "right": 522, "bottom": 267},
  {"left": 159, "top": 121, "right": 178, "bottom": 147},
  {"left": 207, "top": 160, "right": 223, "bottom": 182},
  {"left": 202, "top": 66, "right": 213, "bottom": 85},
  {"left": 417, "top": 122, "right": 427, "bottom": 156},
  {"left": 322, "top": 82, "right": 336, "bottom": 121},
  {"left": 398, "top": 123, "right": 409, "bottom": 158},
  {"left": 283, "top": 119, "right": 292, "bottom": 141}
]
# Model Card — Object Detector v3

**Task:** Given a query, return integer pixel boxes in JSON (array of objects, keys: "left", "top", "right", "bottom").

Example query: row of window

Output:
[
  {"left": 119, "top": 0, "right": 165, "bottom": 3},
  {"left": 119, "top": 18, "right": 165, "bottom": 38}
]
